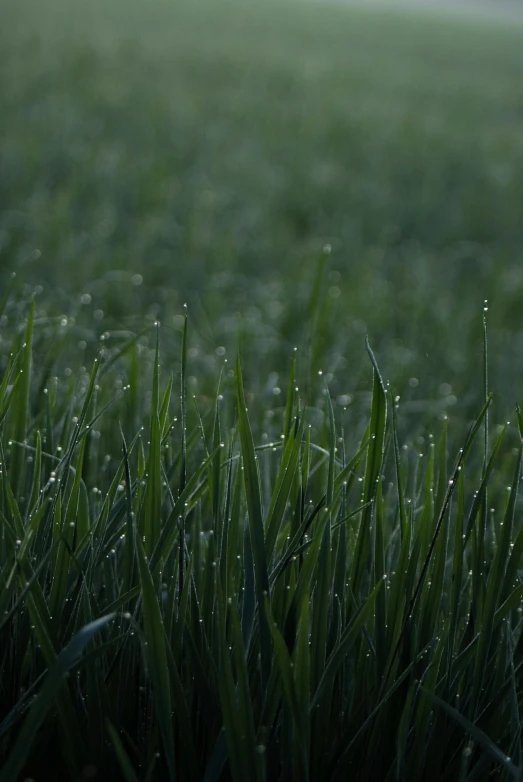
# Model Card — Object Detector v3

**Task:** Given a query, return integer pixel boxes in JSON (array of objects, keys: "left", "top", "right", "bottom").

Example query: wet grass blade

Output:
[
  {"left": 351, "top": 339, "right": 387, "bottom": 597},
  {"left": 135, "top": 536, "right": 175, "bottom": 781},
  {"left": 236, "top": 355, "right": 271, "bottom": 684},
  {"left": 142, "top": 324, "right": 162, "bottom": 559}
]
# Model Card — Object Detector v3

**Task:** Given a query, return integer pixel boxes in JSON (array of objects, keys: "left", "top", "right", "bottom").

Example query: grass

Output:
[
  {"left": 2, "top": 0, "right": 523, "bottom": 779},
  {"left": 2, "top": 288, "right": 523, "bottom": 781}
]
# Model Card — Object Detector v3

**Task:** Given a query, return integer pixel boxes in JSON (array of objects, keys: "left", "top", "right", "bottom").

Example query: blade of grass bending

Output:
[
  {"left": 236, "top": 355, "right": 271, "bottom": 685},
  {"left": 0, "top": 614, "right": 115, "bottom": 782},
  {"left": 351, "top": 339, "right": 387, "bottom": 597},
  {"left": 331, "top": 501, "right": 372, "bottom": 531},
  {"left": 135, "top": 536, "right": 176, "bottom": 782},
  {"left": 422, "top": 689, "right": 520, "bottom": 779}
]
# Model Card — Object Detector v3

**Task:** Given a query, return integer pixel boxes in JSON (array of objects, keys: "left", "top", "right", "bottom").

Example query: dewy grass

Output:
[{"left": 1, "top": 291, "right": 523, "bottom": 782}]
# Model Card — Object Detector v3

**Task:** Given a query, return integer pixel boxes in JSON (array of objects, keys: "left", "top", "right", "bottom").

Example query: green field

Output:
[
  {"left": 3, "top": 0, "right": 523, "bottom": 411},
  {"left": 2, "top": 1, "right": 523, "bottom": 779}
]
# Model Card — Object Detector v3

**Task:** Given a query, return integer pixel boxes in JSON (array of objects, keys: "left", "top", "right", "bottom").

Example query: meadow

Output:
[{"left": 2, "top": 0, "right": 523, "bottom": 779}]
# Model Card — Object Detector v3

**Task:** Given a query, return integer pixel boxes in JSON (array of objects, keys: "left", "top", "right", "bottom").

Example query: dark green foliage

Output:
[{"left": 1, "top": 293, "right": 523, "bottom": 781}]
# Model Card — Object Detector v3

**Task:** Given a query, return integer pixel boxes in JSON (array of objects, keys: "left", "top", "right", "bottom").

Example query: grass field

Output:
[{"left": 2, "top": 0, "right": 523, "bottom": 779}]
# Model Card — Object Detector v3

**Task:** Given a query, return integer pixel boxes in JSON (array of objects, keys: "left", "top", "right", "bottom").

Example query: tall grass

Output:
[{"left": 1, "top": 288, "right": 523, "bottom": 781}]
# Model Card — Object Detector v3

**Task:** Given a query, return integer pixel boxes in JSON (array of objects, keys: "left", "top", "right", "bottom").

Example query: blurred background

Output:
[{"left": 1, "top": 0, "right": 523, "bottom": 432}]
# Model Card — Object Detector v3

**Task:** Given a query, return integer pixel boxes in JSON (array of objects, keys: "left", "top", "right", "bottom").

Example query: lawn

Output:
[{"left": 1, "top": 0, "right": 523, "bottom": 779}]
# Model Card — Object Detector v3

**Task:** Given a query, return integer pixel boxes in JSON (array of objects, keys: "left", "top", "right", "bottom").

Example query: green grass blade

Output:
[
  {"left": 236, "top": 355, "right": 271, "bottom": 684},
  {"left": 310, "top": 577, "right": 383, "bottom": 712},
  {"left": 135, "top": 536, "right": 175, "bottom": 781},
  {"left": 351, "top": 339, "right": 387, "bottom": 597}
]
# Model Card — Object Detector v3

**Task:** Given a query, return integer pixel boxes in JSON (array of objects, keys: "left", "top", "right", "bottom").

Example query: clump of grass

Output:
[{"left": 1, "top": 290, "right": 523, "bottom": 782}]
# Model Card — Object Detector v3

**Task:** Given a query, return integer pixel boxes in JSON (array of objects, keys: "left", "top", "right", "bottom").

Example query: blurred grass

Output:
[{"left": 1, "top": 0, "right": 523, "bottom": 423}]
